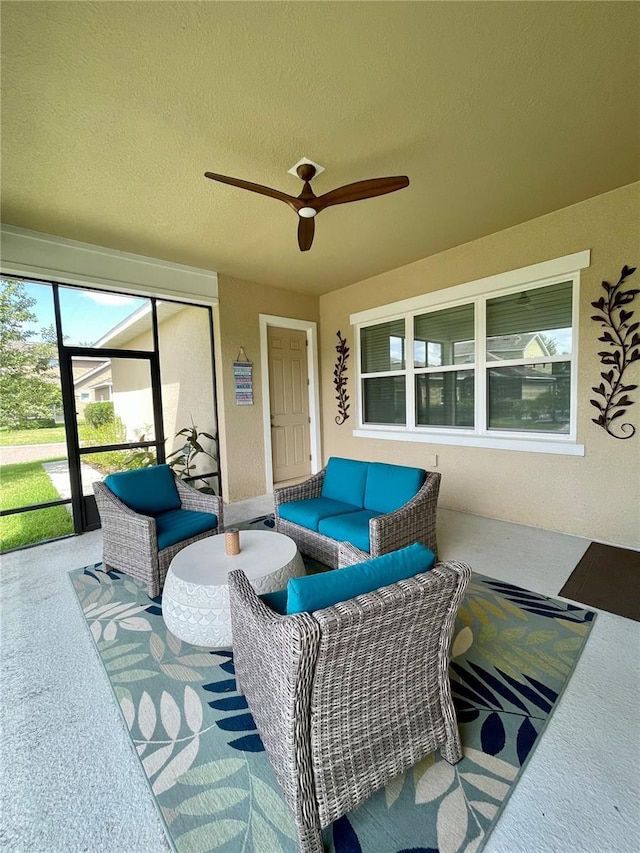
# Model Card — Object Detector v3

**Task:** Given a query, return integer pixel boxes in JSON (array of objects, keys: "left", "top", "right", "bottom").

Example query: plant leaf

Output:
[
  {"left": 138, "top": 691, "right": 157, "bottom": 740},
  {"left": 460, "top": 772, "right": 510, "bottom": 800},
  {"left": 152, "top": 735, "right": 200, "bottom": 795},
  {"left": 178, "top": 758, "right": 245, "bottom": 786},
  {"left": 175, "top": 820, "right": 246, "bottom": 850},
  {"left": 184, "top": 685, "right": 203, "bottom": 734},
  {"left": 415, "top": 757, "right": 455, "bottom": 804},
  {"left": 161, "top": 691, "right": 182, "bottom": 740},
  {"left": 142, "top": 743, "right": 175, "bottom": 778},
  {"left": 436, "top": 783, "right": 469, "bottom": 853}
]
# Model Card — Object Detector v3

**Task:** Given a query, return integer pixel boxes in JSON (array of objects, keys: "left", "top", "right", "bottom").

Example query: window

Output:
[{"left": 352, "top": 252, "right": 588, "bottom": 455}]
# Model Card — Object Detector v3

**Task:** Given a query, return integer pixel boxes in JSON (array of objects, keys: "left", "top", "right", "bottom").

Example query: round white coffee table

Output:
[{"left": 162, "top": 529, "right": 304, "bottom": 647}]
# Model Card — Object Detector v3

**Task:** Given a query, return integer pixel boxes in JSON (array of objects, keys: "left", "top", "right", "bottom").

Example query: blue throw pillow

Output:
[
  {"left": 104, "top": 464, "right": 181, "bottom": 516},
  {"left": 285, "top": 543, "right": 436, "bottom": 615}
]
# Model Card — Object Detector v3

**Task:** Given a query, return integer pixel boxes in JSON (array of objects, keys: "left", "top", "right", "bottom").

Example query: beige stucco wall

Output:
[
  {"left": 216, "top": 274, "right": 320, "bottom": 502},
  {"left": 319, "top": 182, "right": 640, "bottom": 548},
  {"left": 113, "top": 305, "right": 217, "bottom": 477},
  {"left": 157, "top": 306, "right": 217, "bottom": 476}
]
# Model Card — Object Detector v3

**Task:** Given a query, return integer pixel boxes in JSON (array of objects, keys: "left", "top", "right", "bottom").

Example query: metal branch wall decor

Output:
[
  {"left": 333, "top": 330, "right": 350, "bottom": 425},
  {"left": 590, "top": 264, "right": 639, "bottom": 439}
]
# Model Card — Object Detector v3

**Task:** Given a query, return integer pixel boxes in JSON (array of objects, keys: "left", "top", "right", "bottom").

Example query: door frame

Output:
[{"left": 259, "top": 314, "right": 321, "bottom": 493}]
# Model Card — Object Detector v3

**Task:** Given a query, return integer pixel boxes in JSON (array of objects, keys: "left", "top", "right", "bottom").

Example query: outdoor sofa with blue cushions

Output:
[
  {"left": 93, "top": 464, "right": 224, "bottom": 597},
  {"left": 228, "top": 541, "right": 471, "bottom": 853},
  {"left": 274, "top": 456, "right": 441, "bottom": 569}
]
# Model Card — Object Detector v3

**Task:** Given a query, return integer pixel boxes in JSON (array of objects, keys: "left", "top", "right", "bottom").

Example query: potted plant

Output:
[{"left": 166, "top": 417, "right": 218, "bottom": 493}]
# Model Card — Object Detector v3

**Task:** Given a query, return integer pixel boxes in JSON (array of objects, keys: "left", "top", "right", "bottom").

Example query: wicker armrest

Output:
[
  {"left": 174, "top": 475, "right": 224, "bottom": 530},
  {"left": 337, "top": 542, "right": 370, "bottom": 567},
  {"left": 228, "top": 569, "right": 320, "bottom": 826},
  {"left": 273, "top": 468, "right": 325, "bottom": 509},
  {"left": 370, "top": 471, "right": 441, "bottom": 557},
  {"left": 93, "top": 481, "right": 156, "bottom": 541}
]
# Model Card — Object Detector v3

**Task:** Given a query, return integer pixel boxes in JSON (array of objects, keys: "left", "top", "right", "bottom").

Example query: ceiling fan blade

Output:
[
  {"left": 298, "top": 216, "right": 315, "bottom": 252},
  {"left": 315, "top": 176, "right": 409, "bottom": 212},
  {"left": 204, "top": 172, "right": 298, "bottom": 210}
]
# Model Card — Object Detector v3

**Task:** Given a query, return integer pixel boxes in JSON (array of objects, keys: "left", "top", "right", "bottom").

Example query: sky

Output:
[{"left": 18, "top": 281, "right": 146, "bottom": 346}]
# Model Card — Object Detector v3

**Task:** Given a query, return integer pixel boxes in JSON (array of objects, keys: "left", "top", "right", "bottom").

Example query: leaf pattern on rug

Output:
[{"left": 71, "top": 542, "right": 596, "bottom": 853}]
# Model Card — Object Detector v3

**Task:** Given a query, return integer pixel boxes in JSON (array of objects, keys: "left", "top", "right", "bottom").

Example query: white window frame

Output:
[{"left": 351, "top": 251, "right": 589, "bottom": 456}]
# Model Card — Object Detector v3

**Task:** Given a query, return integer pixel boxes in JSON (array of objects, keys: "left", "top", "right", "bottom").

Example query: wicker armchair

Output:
[
  {"left": 228, "top": 542, "right": 471, "bottom": 853},
  {"left": 94, "top": 472, "right": 223, "bottom": 598},
  {"left": 274, "top": 465, "right": 441, "bottom": 568}
]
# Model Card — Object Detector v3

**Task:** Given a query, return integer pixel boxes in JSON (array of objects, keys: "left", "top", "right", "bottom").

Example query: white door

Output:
[{"left": 268, "top": 326, "right": 311, "bottom": 483}]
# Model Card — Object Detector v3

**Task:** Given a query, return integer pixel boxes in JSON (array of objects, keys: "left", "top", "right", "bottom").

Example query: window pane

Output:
[
  {"left": 361, "top": 320, "right": 405, "bottom": 372},
  {"left": 488, "top": 363, "right": 571, "bottom": 433},
  {"left": 0, "top": 505, "right": 73, "bottom": 553},
  {"left": 363, "top": 376, "right": 406, "bottom": 424},
  {"left": 78, "top": 449, "right": 157, "bottom": 492},
  {"left": 414, "top": 304, "right": 475, "bottom": 367},
  {"left": 486, "top": 282, "right": 573, "bottom": 359},
  {"left": 75, "top": 356, "right": 155, "bottom": 446},
  {"left": 59, "top": 286, "right": 152, "bottom": 349},
  {"left": 416, "top": 371, "right": 474, "bottom": 427},
  {"left": 157, "top": 302, "right": 218, "bottom": 486}
]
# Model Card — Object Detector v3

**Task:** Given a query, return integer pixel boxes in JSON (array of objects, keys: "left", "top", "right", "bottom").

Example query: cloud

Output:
[{"left": 80, "top": 291, "right": 139, "bottom": 307}]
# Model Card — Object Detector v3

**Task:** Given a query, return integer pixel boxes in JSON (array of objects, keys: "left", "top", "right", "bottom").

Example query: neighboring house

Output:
[{"left": 72, "top": 357, "right": 112, "bottom": 419}]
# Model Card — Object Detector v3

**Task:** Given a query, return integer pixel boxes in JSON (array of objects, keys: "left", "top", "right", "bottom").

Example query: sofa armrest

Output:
[
  {"left": 93, "top": 480, "right": 158, "bottom": 563},
  {"left": 273, "top": 468, "right": 326, "bottom": 510},
  {"left": 173, "top": 474, "right": 224, "bottom": 530},
  {"left": 337, "top": 542, "right": 370, "bottom": 567},
  {"left": 370, "top": 470, "right": 441, "bottom": 557},
  {"left": 228, "top": 569, "right": 320, "bottom": 826}
]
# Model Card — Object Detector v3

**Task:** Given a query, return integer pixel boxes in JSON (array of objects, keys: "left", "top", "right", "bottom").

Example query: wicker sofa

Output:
[
  {"left": 93, "top": 464, "right": 223, "bottom": 597},
  {"left": 274, "top": 456, "right": 441, "bottom": 568},
  {"left": 228, "top": 541, "right": 471, "bottom": 853}
]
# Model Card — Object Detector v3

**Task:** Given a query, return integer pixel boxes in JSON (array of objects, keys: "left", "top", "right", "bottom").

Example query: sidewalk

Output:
[{"left": 0, "top": 443, "right": 67, "bottom": 464}]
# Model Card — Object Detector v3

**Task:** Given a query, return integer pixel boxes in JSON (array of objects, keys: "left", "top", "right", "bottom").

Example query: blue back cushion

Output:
[
  {"left": 285, "top": 543, "right": 436, "bottom": 615},
  {"left": 104, "top": 464, "right": 181, "bottom": 516},
  {"left": 364, "top": 462, "right": 426, "bottom": 514},
  {"left": 321, "top": 457, "right": 369, "bottom": 508}
]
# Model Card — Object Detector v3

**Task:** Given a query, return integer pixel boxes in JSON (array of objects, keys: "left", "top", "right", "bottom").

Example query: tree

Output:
[{"left": 0, "top": 280, "right": 62, "bottom": 428}]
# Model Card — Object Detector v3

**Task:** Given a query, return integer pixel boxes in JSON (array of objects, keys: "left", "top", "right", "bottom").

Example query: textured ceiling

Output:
[{"left": 1, "top": 1, "right": 639, "bottom": 295}]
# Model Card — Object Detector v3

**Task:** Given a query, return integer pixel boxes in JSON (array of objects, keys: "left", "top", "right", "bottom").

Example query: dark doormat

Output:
[{"left": 560, "top": 542, "right": 640, "bottom": 622}]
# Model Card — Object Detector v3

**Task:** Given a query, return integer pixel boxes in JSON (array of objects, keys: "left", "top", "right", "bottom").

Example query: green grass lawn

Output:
[
  {"left": 0, "top": 459, "right": 73, "bottom": 551},
  {"left": 0, "top": 426, "right": 68, "bottom": 446}
]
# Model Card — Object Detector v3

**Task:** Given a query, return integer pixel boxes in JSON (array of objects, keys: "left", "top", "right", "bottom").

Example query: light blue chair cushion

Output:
[
  {"left": 317, "top": 509, "right": 383, "bottom": 553},
  {"left": 104, "top": 464, "right": 181, "bottom": 517},
  {"left": 320, "top": 457, "right": 369, "bottom": 508},
  {"left": 155, "top": 508, "right": 218, "bottom": 551},
  {"left": 278, "top": 497, "right": 360, "bottom": 532},
  {"left": 284, "top": 543, "right": 436, "bottom": 615},
  {"left": 364, "top": 462, "right": 426, "bottom": 514}
]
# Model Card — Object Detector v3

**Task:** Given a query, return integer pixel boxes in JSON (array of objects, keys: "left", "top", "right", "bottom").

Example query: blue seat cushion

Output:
[
  {"left": 364, "top": 462, "right": 426, "bottom": 514},
  {"left": 320, "top": 457, "right": 369, "bottom": 508},
  {"left": 155, "top": 508, "right": 218, "bottom": 551},
  {"left": 105, "top": 464, "right": 181, "bottom": 517},
  {"left": 278, "top": 497, "right": 360, "bottom": 532},
  {"left": 317, "top": 509, "right": 383, "bottom": 553},
  {"left": 284, "top": 543, "right": 436, "bottom": 615},
  {"left": 259, "top": 588, "right": 288, "bottom": 615}
]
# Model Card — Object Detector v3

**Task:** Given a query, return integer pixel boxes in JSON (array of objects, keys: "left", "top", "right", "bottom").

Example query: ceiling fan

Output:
[{"left": 204, "top": 161, "right": 409, "bottom": 251}]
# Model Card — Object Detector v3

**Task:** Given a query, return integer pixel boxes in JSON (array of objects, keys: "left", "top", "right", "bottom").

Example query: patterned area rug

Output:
[{"left": 69, "top": 523, "right": 595, "bottom": 853}]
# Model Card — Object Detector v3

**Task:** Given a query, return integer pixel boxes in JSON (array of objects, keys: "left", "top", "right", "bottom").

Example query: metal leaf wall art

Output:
[
  {"left": 590, "top": 264, "right": 639, "bottom": 439},
  {"left": 334, "top": 330, "right": 350, "bottom": 425}
]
